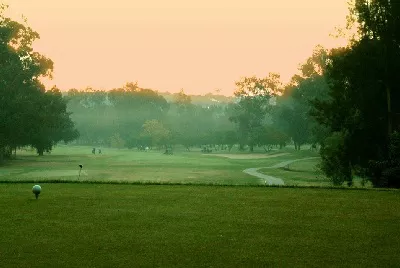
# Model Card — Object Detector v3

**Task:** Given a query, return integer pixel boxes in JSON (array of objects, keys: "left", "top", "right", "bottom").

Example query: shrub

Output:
[{"left": 319, "top": 131, "right": 352, "bottom": 186}]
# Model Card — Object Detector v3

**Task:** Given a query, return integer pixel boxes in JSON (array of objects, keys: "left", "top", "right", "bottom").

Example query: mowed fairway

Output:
[
  {"left": 0, "top": 145, "right": 323, "bottom": 186},
  {"left": 0, "top": 184, "right": 399, "bottom": 267}
]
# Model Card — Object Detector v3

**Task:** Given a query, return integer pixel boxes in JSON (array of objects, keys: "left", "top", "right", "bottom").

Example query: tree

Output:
[
  {"left": 140, "top": 120, "right": 170, "bottom": 149},
  {"left": 252, "top": 126, "right": 289, "bottom": 152},
  {"left": 174, "top": 89, "right": 193, "bottom": 112},
  {"left": 0, "top": 5, "right": 78, "bottom": 159},
  {"left": 319, "top": 131, "right": 352, "bottom": 185},
  {"left": 344, "top": 0, "right": 400, "bottom": 138},
  {"left": 311, "top": 0, "right": 400, "bottom": 186},
  {"left": 29, "top": 87, "right": 79, "bottom": 155},
  {"left": 230, "top": 73, "right": 282, "bottom": 152},
  {"left": 273, "top": 97, "right": 309, "bottom": 150},
  {"left": 274, "top": 46, "right": 330, "bottom": 150}
]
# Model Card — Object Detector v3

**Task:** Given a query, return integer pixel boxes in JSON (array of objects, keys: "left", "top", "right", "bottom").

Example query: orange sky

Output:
[{"left": 5, "top": 0, "right": 349, "bottom": 95}]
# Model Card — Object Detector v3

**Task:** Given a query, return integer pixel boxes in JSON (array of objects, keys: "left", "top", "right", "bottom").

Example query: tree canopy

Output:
[
  {"left": 0, "top": 5, "right": 78, "bottom": 159},
  {"left": 310, "top": 0, "right": 400, "bottom": 186}
]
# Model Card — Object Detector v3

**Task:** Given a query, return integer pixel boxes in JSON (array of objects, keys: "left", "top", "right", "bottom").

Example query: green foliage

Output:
[
  {"left": 109, "top": 133, "right": 126, "bottom": 149},
  {"left": 368, "top": 131, "right": 400, "bottom": 188},
  {"left": 140, "top": 119, "right": 170, "bottom": 148},
  {"left": 319, "top": 131, "right": 352, "bottom": 186},
  {"left": 308, "top": 1, "right": 400, "bottom": 187},
  {"left": 0, "top": 7, "right": 77, "bottom": 160},
  {"left": 66, "top": 84, "right": 169, "bottom": 146},
  {"left": 274, "top": 46, "right": 330, "bottom": 150},
  {"left": 274, "top": 99, "right": 310, "bottom": 150},
  {"left": 174, "top": 89, "right": 193, "bottom": 112},
  {"left": 66, "top": 86, "right": 236, "bottom": 150},
  {"left": 30, "top": 87, "right": 79, "bottom": 155},
  {"left": 251, "top": 126, "right": 289, "bottom": 151},
  {"left": 230, "top": 73, "right": 281, "bottom": 151}
]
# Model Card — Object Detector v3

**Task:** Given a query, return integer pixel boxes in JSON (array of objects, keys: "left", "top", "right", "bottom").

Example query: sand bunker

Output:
[{"left": 202, "top": 152, "right": 290, "bottom": 159}]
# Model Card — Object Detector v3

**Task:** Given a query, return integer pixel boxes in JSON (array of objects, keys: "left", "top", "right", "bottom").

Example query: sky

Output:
[{"left": 5, "top": 0, "right": 349, "bottom": 96}]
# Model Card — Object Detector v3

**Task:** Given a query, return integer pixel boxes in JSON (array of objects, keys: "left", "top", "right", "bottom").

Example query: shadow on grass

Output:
[{"left": 280, "top": 167, "right": 309, "bottom": 173}]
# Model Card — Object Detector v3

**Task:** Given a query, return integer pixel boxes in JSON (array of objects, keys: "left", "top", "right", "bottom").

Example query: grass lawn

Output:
[
  {"left": 0, "top": 145, "right": 321, "bottom": 186},
  {"left": 259, "top": 158, "right": 330, "bottom": 187},
  {"left": 258, "top": 158, "right": 371, "bottom": 187},
  {"left": 0, "top": 184, "right": 399, "bottom": 267}
]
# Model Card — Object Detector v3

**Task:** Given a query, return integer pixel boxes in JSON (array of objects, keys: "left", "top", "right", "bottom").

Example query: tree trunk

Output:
[
  {"left": 239, "top": 143, "right": 244, "bottom": 151},
  {"left": 4, "top": 146, "right": 12, "bottom": 159},
  {"left": 387, "top": 85, "right": 392, "bottom": 136},
  {"left": 37, "top": 148, "right": 44, "bottom": 156}
]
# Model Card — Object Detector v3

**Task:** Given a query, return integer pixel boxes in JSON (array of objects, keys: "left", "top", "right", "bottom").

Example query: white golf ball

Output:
[{"left": 32, "top": 185, "right": 41, "bottom": 194}]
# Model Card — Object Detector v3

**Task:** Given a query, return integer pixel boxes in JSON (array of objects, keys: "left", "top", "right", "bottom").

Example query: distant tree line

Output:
[
  {"left": 65, "top": 81, "right": 296, "bottom": 154},
  {"left": 66, "top": 85, "right": 235, "bottom": 150}
]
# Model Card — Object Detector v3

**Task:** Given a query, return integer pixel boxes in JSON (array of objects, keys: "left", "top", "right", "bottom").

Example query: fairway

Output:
[
  {"left": 0, "top": 184, "right": 399, "bottom": 267},
  {"left": 0, "top": 145, "right": 329, "bottom": 186}
]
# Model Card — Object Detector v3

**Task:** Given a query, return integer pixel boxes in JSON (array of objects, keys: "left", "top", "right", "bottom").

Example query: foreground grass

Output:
[{"left": 1, "top": 184, "right": 399, "bottom": 267}]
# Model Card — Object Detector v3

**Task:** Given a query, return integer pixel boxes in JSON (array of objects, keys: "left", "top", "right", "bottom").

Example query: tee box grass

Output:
[{"left": 0, "top": 184, "right": 399, "bottom": 267}]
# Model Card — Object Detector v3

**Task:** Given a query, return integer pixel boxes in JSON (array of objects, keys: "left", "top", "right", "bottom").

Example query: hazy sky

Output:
[{"left": 5, "top": 0, "right": 349, "bottom": 95}]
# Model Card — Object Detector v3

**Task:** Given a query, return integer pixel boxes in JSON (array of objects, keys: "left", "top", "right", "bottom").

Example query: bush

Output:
[
  {"left": 319, "top": 131, "right": 352, "bottom": 186},
  {"left": 368, "top": 132, "right": 400, "bottom": 188}
]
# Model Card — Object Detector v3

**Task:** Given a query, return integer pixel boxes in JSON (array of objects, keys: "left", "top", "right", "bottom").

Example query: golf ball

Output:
[{"left": 32, "top": 185, "right": 41, "bottom": 194}]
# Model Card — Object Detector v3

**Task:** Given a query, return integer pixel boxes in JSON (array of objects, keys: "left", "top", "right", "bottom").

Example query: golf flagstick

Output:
[{"left": 78, "top": 165, "right": 83, "bottom": 179}]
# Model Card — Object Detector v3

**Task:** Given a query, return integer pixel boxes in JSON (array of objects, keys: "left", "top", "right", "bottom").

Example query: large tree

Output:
[
  {"left": 140, "top": 119, "right": 170, "bottom": 149},
  {"left": 312, "top": 0, "right": 400, "bottom": 186},
  {"left": 29, "top": 87, "right": 79, "bottom": 155},
  {"left": 0, "top": 5, "right": 78, "bottom": 159},
  {"left": 229, "top": 73, "right": 282, "bottom": 151},
  {"left": 274, "top": 46, "right": 330, "bottom": 150}
]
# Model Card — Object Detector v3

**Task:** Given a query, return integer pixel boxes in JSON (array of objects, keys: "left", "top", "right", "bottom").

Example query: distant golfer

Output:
[
  {"left": 92, "top": 148, "right": 96, "bottom": 155},
  {"left": 98, "top": 148, "right": 102, "bottom": 154}
]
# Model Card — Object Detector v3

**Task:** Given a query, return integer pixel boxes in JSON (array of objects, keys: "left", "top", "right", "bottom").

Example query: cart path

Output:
[{"left": 243, "top": 157, "right": 319, "bottom": 186}]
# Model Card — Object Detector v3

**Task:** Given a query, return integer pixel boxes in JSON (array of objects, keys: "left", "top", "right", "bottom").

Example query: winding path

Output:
[{"left": 243, "top": 157, "right": 319, "bottom": 186}]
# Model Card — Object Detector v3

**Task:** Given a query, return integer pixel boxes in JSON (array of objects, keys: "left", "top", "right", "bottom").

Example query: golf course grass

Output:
[
  {"left": 0, "top": 145, "right": 326, "bottom": 186},
  {"left": 258, "top": 158, "right": 330, "bottom": 187},
  {"left": 1, "top": 184, "right": 399, "bottom": 267},
  {"left": 1, "top": 146, "right": 398, "bottom": 267}
]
